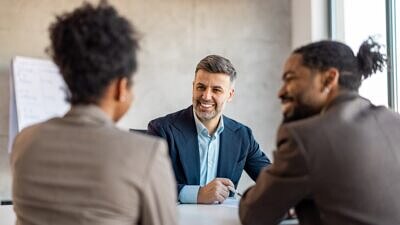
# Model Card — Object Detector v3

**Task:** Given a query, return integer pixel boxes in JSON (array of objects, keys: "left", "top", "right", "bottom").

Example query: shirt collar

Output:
[{"left": 193, "top": 108, "right": 224, "bottom": 137}]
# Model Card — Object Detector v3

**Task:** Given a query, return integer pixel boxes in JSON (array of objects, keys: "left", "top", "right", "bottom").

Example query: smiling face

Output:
[
  {"left": 278, "top": 53, "right": 329, "bottom": 123},
  {"left": 192, "top": 69, "right": 234, "bottom": 123}
]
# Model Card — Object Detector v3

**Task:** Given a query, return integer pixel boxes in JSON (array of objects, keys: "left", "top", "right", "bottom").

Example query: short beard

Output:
[
  {"left": 283, "top": 104, "right": 321, "bottom": 123},
  {"left": 194, "top": 102, "right": 218, "bottom": 122},
  {"left": 196, "top": 110, "right": 217, "bottom": 121}
]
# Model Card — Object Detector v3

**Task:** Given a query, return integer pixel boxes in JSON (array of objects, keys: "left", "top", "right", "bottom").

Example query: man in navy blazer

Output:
[{"left": 148, "top": 55, "right": 270, "bottom": 204}]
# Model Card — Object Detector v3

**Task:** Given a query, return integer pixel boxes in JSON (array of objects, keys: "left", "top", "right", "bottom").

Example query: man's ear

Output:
[
  {"left": 227, "top": 88, "right": 235, "bottom": 102},
  {"left": 321, "top": 68, "right": 339, "bottom": 92},
  {"left": 116, "top": 77, "right": 130, "bottom": 102}
]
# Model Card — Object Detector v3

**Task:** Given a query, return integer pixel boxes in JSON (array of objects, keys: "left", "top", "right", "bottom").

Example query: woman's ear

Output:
[{"left": 116, "top": 77, "right": 130, "bottom": 102}]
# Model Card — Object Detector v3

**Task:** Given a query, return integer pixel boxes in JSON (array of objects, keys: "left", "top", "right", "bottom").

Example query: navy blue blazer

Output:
[{"left": 147, "top": 106, "right": 271, "bottom": 194}]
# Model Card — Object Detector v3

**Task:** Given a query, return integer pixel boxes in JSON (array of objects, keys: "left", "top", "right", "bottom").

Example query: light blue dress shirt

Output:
[{"left": 178, "top": 111, "right": 224, "bottom": 203}]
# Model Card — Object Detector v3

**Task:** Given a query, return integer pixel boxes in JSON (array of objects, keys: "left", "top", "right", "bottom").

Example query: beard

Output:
[
  {"left": 283, "top": 103, "right": 321, "bottom": 123},
  {"left": 193, "top": 100, "right": 220, "bottom": 122}
]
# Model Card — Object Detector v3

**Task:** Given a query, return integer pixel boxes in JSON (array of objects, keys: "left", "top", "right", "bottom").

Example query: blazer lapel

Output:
[
  {"left": 217, "top": 117, "right": 240, "bottom": 179},
  {"left": 173, "top": 106, "right": 200, "bottom": 184}
]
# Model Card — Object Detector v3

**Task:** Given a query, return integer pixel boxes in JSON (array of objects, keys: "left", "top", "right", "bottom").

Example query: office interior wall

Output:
[
  {"left": 291, "top": 0, "right": 329, "bottom": 48},
  {"left": 0, "top": 0, "right": 291, "bottom": 198}
]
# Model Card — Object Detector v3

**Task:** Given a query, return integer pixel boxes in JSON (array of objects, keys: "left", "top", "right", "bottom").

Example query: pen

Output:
[
  {"left": 227, "top": 186, "right": 243, "bottom": 197},
  {"left": 1, "top": 200, "right": 12, "bottom": 205}
]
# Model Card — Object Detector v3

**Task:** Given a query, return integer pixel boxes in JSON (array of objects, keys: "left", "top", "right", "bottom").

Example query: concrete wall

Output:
[
  {"left": 291, "top": 0, "right": 329, "bottom": 48},
  {"left": 0, "top": 0, "right": 291, "bottom": 199}
]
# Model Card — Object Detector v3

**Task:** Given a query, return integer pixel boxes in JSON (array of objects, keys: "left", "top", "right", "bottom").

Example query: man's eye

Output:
[{"left": 284, "top": 76, "right": 296, "bottom": 82}]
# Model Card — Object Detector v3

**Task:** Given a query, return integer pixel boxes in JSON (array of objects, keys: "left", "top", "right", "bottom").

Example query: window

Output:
[
  {"left": 330, "top": 0, "right": 388, "bottom": 107},
  {"left": 387, "top": 0, "right": 399, "bottom": 111}
]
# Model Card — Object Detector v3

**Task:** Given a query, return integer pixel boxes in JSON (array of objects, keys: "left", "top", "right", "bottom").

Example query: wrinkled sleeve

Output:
[
  {"left": 178, "top": 185, "right": 200, "bottom": 203},
  {"left": 147, "top": 119, "right": 186, "bottom": 196},
  {"left": 239, "top": 125, "right": 311, "bottom": 225},
  {"left": 140, "top": 140, "right": 178, "bottom": 225}
]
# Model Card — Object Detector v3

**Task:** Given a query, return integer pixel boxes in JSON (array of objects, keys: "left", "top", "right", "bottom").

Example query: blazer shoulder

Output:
[
  {"left": 116, "top": 128, "right": 165, "bottom": 150},
  {"left": 112, "top": 129, "right": 168, "bottom": 165},
  {"left": 100, "top": 129, "right": 170, "bottom": 190},
  {"left": 149, "top": 106, "right": 192, "bottom": 127},
  {"left": 223, "top": 115, "right": 251, "bottom": 133},
  {"left": 13, "top": 117, "right": 60, "bottom": 148}
]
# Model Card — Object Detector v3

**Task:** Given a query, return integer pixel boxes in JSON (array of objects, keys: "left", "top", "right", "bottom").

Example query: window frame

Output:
[{"left": 328, "top": 0, "right": 397, "bottom": 110}]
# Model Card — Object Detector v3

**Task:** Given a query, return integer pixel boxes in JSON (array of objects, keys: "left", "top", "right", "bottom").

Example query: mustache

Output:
[{"left": 279, "top": 94, "right": 294, "bottom": 103}]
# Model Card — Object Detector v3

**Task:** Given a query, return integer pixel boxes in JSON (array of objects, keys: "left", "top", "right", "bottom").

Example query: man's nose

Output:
[
  {"left": 277, "top": 85, "right": 286, "bottom": 99},
  {"left": 202, "top": 88, "right": 212, "bottom": 100}
]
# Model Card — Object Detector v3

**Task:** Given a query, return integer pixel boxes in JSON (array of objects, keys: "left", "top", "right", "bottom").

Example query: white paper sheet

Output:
[{"left": 8, "top": 56, "right": 70, "bottom": 153}]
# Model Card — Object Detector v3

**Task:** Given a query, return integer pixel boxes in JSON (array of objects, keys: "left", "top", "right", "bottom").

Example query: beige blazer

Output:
[
  {"left": 11, "top": 105, "right": 177, "bottom": 225},
  {"left": 239, "top": 91, "right": 400, "bottom": 225}
]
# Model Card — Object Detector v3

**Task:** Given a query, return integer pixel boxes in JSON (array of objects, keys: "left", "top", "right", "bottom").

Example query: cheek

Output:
[
  {"left": 215, "top": 95, "right": 228, "bottom": 105},
  {"left": 192, "top": 91, "right": 200, "bottom": 99},
  {"left": 286, "top": 83, "right": 302, "bottom": 99},
  {"left": 300, "top": 87, "right": 324, "bottom": 106},
  {"left": 291, "top": 80, "right": 314, "bottom": 97}
]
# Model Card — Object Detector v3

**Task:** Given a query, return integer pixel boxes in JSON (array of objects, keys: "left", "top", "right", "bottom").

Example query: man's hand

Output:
[{"left": 197, "top": 178, "right": 234, "bottom": 204}]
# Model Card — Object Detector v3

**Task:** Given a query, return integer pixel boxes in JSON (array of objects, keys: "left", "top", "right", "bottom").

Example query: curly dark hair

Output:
[
  {"left": 293, "top": 37, "right": 386, "bottom": 91},
  {"left": 195, "top": 55, "right": 237, "bottom": 82},
  {"left": 48, "top": 1, "right": 139, "bottom": 104}
]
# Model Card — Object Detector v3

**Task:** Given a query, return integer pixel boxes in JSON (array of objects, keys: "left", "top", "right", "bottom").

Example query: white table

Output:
[
  {"left": 0, "top": 205, "right": 15, "bottom": 225},
  {"left": 178, "top": 198, "right": 241, "bottom": 225},
  {"left": 1, "top": 199, "right": 298, "bottom": 225},
  {"left": 3, "top": 204, "right": 240, "bottom": 225},
  {"left": 178, "top": 198, "right": 298, "bottom": 225}
]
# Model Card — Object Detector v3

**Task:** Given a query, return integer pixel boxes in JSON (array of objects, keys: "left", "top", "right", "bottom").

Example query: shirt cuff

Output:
[{"left": 178, "top": 185, "right": 200, "bottom": 203}]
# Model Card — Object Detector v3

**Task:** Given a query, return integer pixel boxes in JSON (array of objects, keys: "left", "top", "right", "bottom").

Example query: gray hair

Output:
[{"left": 195, "top": 55, "right": 237, "bottom": 82}]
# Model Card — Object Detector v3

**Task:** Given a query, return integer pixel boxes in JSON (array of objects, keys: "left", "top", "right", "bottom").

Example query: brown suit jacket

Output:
[
  {"left": 11, "top": 105, "right": 177, "bottom": 225},
  {"left": 239, "top": 91, "right": 400, "bottom": 225}
]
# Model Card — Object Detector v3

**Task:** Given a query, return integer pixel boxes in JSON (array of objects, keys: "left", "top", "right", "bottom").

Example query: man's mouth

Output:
[
  {"left": 280, "top": 96, "right": 294, "bottom": 104},
  {"left": 280, "top": 97, "right": 295, "bottom": 113},
  {"left": 198, "top": 101, "right": 215, "bottom": 110}
]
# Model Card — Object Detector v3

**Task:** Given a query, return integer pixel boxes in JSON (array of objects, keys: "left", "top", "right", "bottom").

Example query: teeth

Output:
[
  {"left": 281, "top": 102, "right": 292, "bottom": 111},
  {"left": 200, "top": 103, "right": 213, "bottom": 107}
]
